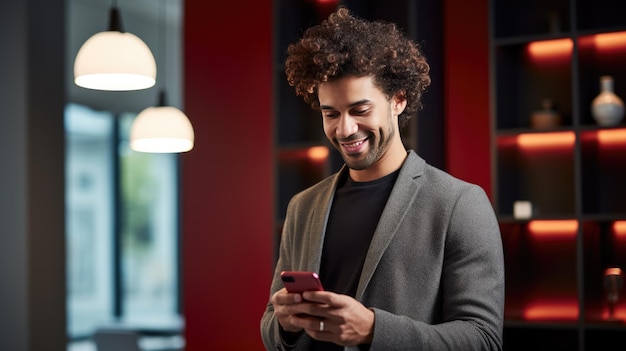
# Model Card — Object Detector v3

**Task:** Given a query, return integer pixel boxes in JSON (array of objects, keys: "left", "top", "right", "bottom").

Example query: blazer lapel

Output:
[
  {"left": 355, "top": 151, "right": 425, "bottom": 300},
  {"left": 306, "top": 169, "right": 345, "bottom": 272}
]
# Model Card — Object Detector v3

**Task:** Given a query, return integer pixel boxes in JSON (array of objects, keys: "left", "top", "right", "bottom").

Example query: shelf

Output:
[
  {"left": 493, "top": 34, "right": 573, "bottom": 47},
  {"left": 581, "top": 128, "right": 626, "bottom": 215},
  {"left": 493, "top": 0, "right": 570, "bottom": 39},
  {"left": 577, "top": 31, "right": 626, "bottom": 126},
  {"left": 494, "top": 31, "right": 626, "bottom": 131},
  {"left": 276, "top": 72, "right": 325, "bottom": 145},
  {"left": 495, "top": 128, "right": 626, "bottom": 217},
  {"left": 493, "top": 0, "right": 626, "bottom": 40},
  {"left": 576, "top": 1, "right": 626, "bottom": 33},
  {"left": 500, "top": 221, "right": 579, "bottom": 322},
  {"left": 496, "top": 132, "right": 575, "bottom": 217},
  {"left": 491, "top": 1, "right": 626, "bottom": 348},
  {"left": 494, "top": 41, "right": 573, "bottom": 130},
  {"left": 276, "top": 146, "right": 331, "bottom": 220},
  {"left": 582, "top": 220, "right": 626, "bottom": 322}
]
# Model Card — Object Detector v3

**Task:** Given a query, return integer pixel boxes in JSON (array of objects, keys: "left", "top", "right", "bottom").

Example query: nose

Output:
[{"left": 336, "top": 114, "right": 358, "bottom": 138}]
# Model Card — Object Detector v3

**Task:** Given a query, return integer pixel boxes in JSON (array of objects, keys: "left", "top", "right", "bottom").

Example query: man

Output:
[{"left": 261, "top": 7, "right": 504, "bottom": 351}]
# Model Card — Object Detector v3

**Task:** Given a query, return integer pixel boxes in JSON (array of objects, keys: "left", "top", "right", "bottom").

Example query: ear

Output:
[{"left": 391, "top": 93, "right": 407, "bottom": 116}]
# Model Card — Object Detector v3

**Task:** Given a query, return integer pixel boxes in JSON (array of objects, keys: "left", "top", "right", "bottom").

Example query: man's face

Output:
[{"left": 318, "top": 76, "right": 400, "bottom": 171}]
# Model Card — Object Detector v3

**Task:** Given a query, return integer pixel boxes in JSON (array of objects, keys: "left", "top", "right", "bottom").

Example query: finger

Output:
[
  {"left": 276, "top": 313, "right": 305, "bottom": 333},
  {"left": 303, "top": 318, "right": 329, "bottom": 333},
  {"left": 282, "top": 302, "right": 329, "bottom": 320},
  {"left": 304, "top": 321, "right": 336, "bottom": 344},
  {"left": 286, "top": 313, "right": 324, "bottom": 332},
  {"left": 302, "top": 291, "right": 339, "bottom": 305},
  {"left": 273, "top": 289, "right": 303, "bottom": 305}
]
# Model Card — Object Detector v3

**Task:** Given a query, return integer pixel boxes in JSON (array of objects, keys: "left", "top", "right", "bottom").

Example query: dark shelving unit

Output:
[{"left": 490, "top": 0, "right": 626, "bottom": 349}]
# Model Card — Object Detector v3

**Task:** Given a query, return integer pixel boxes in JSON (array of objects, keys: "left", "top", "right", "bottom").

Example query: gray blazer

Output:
[{"left": 261, "top": 151, "right": 504, "bottom": 351}]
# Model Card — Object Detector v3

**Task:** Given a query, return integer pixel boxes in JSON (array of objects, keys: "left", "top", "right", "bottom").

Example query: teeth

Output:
[{"left": 344, "top": 140, "right": 364, "bottom": 147}]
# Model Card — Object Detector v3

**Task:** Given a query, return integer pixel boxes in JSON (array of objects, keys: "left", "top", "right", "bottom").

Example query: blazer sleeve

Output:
[
  {"left": 364, "top": 184, "right": 505, "bottom": 351},
  {"left": 261, "top": 201, "right": 297, "bottom": 350},
  {"left": 260, "top": 194, "right": 314, "bottom": 351}
]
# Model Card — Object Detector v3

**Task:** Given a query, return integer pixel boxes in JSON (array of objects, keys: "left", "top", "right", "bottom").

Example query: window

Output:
[
  {"left": 118, "top": 112, "right": 180, "bottom": 321},
  {"left": 65, "top": 104, "right": 181, "bottom": 340}
]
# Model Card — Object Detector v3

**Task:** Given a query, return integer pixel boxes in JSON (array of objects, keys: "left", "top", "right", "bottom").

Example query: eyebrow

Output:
[{"left": 320, "top": 99, "right": 372, "bottom": 110}]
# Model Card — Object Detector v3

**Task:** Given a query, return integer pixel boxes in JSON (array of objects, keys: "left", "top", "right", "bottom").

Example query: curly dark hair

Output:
[{"left": 285, "top": 7, "right": 431, "bottom": 127}]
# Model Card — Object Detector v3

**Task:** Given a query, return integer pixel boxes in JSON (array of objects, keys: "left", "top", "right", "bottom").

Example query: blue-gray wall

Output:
[{"left": 0, "top": 1, "right": 66, "bottom": 350}]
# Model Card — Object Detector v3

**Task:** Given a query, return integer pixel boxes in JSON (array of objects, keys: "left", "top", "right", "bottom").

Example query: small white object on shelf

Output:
[{"left": 513, "top": 201, "right": 533, "bottom": 219}]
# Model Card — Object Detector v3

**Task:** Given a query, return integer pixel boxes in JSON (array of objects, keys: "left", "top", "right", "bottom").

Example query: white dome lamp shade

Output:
[
  {"left": 74, "top": 7, "right": 157, "bottom": 91},
  {"left": 130, "top": 90, "right": 194, "bottom": 153}
]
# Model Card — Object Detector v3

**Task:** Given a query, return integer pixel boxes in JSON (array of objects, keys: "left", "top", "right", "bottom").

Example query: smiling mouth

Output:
[
  {"left": 343, "top": 140, "right": 364, "bottom": 148},
  {"left": 340, "top": 138, "right": 368, "bottom": 154}
]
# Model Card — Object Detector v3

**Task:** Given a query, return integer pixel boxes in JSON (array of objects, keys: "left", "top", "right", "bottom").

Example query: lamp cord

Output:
[
  {"left": 158, "top": 0, "right": 168, "bottom": 106},
  {"left": 109, "top": 0, "right": 122, "bottom": 32}
]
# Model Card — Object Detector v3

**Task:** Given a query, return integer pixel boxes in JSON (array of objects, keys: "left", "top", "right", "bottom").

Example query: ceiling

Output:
[{"left": 66, "top": 0, "right": 183, "bottom": 114}]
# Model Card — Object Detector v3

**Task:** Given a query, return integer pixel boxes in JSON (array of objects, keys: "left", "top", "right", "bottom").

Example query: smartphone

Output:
[{"left": 280, "top": 271, "right": 324, "bottom": 293}]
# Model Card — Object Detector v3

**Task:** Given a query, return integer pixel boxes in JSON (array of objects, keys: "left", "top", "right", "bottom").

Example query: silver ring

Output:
[{"left": 319, "top": 320, "right": 324, "bottom": 332}]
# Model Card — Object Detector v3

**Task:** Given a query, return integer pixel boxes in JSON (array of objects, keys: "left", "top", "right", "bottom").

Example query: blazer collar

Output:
[{"left": 355, "top": 150, "right": 425, "bottom": 299}]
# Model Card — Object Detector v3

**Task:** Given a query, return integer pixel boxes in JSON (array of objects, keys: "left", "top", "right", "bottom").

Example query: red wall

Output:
[
  {"left": 443, "top": 0, "right": 492, "bottom": 198},
  {"left": 182, "top": 1, "right": 274, "bottom": 349}
]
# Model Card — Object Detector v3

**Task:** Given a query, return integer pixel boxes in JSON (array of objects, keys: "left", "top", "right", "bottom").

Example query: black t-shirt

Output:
[{"left": 312, "top": 169, "right": 399, "bottom": 351}]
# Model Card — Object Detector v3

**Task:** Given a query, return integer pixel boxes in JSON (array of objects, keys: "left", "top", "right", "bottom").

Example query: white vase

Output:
[{"left": 591, "top": 75, "right": 625, "bottom": 127}]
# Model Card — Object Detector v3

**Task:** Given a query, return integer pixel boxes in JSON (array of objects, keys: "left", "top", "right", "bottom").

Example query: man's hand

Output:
[
  {"left": 271, "top": 288, "right": 311, "bottom": 333},
  {"left": 272, "top": 289, "right": 375, "bottom": 346}
]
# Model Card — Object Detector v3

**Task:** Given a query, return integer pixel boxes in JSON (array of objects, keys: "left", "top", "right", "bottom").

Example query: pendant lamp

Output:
[
  {"left": 74, "top": 3, "right": 157, "bottom": 91},
  {"left": 129, "top": 0, "right": 194, "bottom": 153},
  {"left": 130, "top": 90, "right": 194, "bottom": 153}
]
